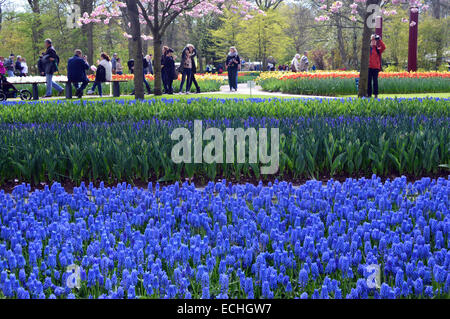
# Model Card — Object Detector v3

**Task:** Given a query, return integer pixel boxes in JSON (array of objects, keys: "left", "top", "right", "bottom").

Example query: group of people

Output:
[
  {"left": 161, "top": 44, "right": 201, "bottom": 95},
  {"left": 291, "top": 51, "right": 310, "bottom": 72},
  {"left": 0, "top": 34, "right": 386, "bottom": 99},
  {"left": 0, "top": 54, "right": 29, "bottom": 77}
]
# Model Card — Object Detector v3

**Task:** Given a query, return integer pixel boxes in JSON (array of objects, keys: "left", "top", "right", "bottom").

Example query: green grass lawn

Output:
[
  {"left": 337, "top": 92, "right": 450, "bottom": 98},
  {"left": 66, "top": 91, "right": 450, "bottom": 102},
  {"left": 58, "top": 93, "right": 289, "bottom": 102},
  {"left": 15, "top": 91, "right": 449, "bottom": 103}
]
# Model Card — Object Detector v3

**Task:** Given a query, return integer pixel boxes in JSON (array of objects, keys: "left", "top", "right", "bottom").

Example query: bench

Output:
[
  {"left": 63, "top": 80, "right": 129, "bottom": 99},
  {"left": 7, "top": 77, "right": 129, "bottom": 100}
]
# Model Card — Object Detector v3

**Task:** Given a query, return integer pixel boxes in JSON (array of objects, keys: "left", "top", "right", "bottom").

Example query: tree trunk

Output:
[
  {"left": 78, "top": 1, "right": 94, "bottom": 65},
  {"left": 0, "top": 4, "right": 3, "bottom": 32},
  {"left": 432, "top": 0, "right": 440, "bottom": 19},
  {"left": 128, "top": 0, "right": 144, "bottom": 100},
  {"left": 336, "top": 17, "right": 349, "bottom": 69},
  {"left": 128, "top": 38, "right": 134, "bottom": 62},
  {"left": 352, "top": 25, "right": 359, "bottom": 69},
  {"left": 27, "top": 0, "right": 43, "bottom": 64},
  {"left": 153, "top": 33, "right": 163, "bottom": 96},
  {"left": 142, "top": 24, "right": 151, "bottom": 54},
  {"left": 358, "top": 0, "right": 380, "bottom": 97}
]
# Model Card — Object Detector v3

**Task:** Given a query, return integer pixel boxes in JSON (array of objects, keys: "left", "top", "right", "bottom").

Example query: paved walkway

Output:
[{"left": 214, "top": 83, "right": 334, "bottom": 99}]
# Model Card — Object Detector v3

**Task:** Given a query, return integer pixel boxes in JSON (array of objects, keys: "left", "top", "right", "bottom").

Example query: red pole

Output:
[
  {"left": 408, "top": 7, "right": 419, "bottom": 72},
  {"left": 375, "top": 16, "right": 383, "bottom": 38}
]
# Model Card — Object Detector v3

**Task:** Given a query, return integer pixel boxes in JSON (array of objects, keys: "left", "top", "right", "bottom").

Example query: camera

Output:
[{"left": 374, "top": 34, "right": 381, "bottom": 40}]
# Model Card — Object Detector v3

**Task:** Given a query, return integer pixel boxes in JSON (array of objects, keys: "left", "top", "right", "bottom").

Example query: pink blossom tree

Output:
[
  {"left": 81, "top": 0, "right": 260, "bottom": 97},
  {"left": 312, "top": 0, "right": 429, "bottom": 97}
]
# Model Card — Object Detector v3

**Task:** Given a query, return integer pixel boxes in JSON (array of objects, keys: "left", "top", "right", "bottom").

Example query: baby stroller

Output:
[{"left": 0, "top": 75, "right": 32, "bottom": 101}]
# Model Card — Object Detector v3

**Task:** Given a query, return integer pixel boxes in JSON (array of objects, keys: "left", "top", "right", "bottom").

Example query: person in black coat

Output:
[
  {"left": 131, "top": 55, "right": 152, "bottom": 95},
  {"left": 188, "top": 45, "right": 200, "bottom": 93},
  {"left": 15, "top": 56, "right": 23, "bottom": 77},
  {"left": 41, "top": 39, "right": 64, "bottom": 97},
  {"left": 225, "top": 47, "right": 240, "bottom": 92},
  {"left": 67, "top": 49, "right": 90, "bottom": 98},
  {"left": 128, "top": 59, "right": 134, "bottom": 74},
  {"left": 161, "top": 46, "right": 169, "bottom": 92},
  {"left": 162, "top": 48, "right": 176, "bottom": 94}
]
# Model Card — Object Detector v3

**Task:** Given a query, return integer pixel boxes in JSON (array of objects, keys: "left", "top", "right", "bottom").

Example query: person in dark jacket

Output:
[
  {"left": 188, "top": 45, "right": 201, "bottom": 93},
  {"left": 161, "top": 46, "right": 170, "bottom": 92},
  {"left": 38, "top": 53, "right": 45, "bottom": 76},
  {"left": 41, "top": 39, "right": 64, "bottom": 97},
  {"left": 179, "top": 46, "right": 193, "bottom": 94},
  {"left": 128, "top": 59, "right": 135, "bottom": 74},
  {"left": 131, "top": 55, "right": 152, "bottom": 95},
  {"left": 15, "top": 56, "right": 23, "bottom": 77},
  {"left": 225, "top": 47, "right": 240, "bottom": 92},
  {"left": 162, "top": 48, "right": 176, "bottom": 94},
  {"left": 4, "top": 54, "right": 15, "bottom": 77},
  {"left": 67, "top": 49, "right": 90, "bottom": 98}
]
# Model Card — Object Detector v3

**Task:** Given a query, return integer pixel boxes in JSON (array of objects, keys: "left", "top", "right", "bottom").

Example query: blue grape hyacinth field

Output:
[{"left": 0, "top": 176, "right": 448, "bottom": 299}]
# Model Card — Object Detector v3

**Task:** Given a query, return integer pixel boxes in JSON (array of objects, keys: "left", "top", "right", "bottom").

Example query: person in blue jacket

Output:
[{"left": 67, "top": 49, "right": 90, "bottom": 98}]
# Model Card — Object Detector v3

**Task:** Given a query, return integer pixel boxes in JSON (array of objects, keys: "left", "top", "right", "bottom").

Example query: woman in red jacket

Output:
[{"left": 368, "top": 34, "right": 386, "bottom": 98}]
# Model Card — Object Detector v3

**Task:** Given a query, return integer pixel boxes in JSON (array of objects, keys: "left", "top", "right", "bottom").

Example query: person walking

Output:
[
  {"left": 127, "top": 59, "right": 135, "bottom": 74},
  {"left": 162, "top": 48, "right": 176, "bottom": 95},
  {"left": 188, "top": 44, "right": 201, "bottom": 94},
  {"left": 148, "top": 54, "right": 154, "bottom": 75},
  {"left": 299, "top": 51, "right": 309, "bottom": 72},
  {"left": 143, "top": 55, "right": 150, "bottom": 75},
  {"left": 115, "top": 58, "right": 124, "bottom": 75},
  {"left": 368, "top": 34, "right": 386, "bottom": 99},
  {"left": 67, "top": 49, "right": 90, "bottom": 98},
  {"left": 131, "top": 55, "right": 152, "bottom": 95},
  {"left": 179, "top": 46, "right": 193, "bottom": 94},
  {"left": 225, "top": 47, "right": 240, "bottom": 92},
  {"left": 87, "top": 52, "right": 112, "bottom": 97},
  {"left": 4, "top": 54, "right": 15, "bottom": 77},
  {"left": 161, "top": 46, "right": 170, "bottom": 91},
  {"left": 41, "top": 39, "right": 64, "bottom": 97},
  {"left": 290, "top": 54, "right": 301, "bottom": 72}
]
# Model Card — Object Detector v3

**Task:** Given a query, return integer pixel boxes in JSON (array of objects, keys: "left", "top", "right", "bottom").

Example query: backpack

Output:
[
  {"left": 143, "top": 58, "right": 149, "bottom": 69},
  {"left": 54, "top": 54, "right": 60, "bottom": 72},
  {"left": 95, "top": 65, "right": 106, "bottom": 82}
]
